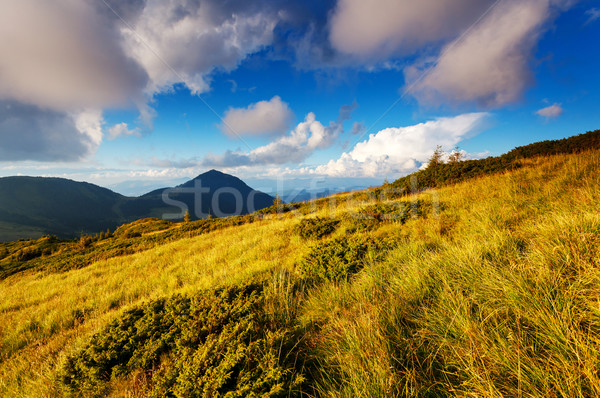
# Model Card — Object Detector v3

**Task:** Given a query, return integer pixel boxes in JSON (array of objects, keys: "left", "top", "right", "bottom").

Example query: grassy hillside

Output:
[
  {"left": 391, "top": 129, "right": 600, "bottom": 192},
  {"left": 1, "top": 148, "right": 600, "bottom": 396}
]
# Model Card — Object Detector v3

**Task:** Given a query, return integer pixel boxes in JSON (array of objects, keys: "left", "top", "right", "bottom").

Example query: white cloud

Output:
[
  {"left": 205, "top": 112, "right": 342, "bottom": 166},
  {"left": 329, "top": 0, "right": 496, "bottom": 61},
  {"left": 73, "top": 110, "right": 104, "bottom": 149},
  {"left": 0, "top": 0, "right": 288, "bottom": 161},
  {"left": 315, "top": 112, "right": 490, "bottom": 177},
  {"left": 407, "top": 0, "right": 572, "bottom": 107},
  {"left": 585, "top": 8, "right": 600, "bottom": 24},
  {"left": 536, "top": 103, "right": 563, "bottom": 118},
  {"left": 0, "top": 0, "right": 146, "bottom": 161},
  {"left": 0, "top": 0, "right": 148, "bottom": 112},
  {"left": 122, "top": 0, "right": 278, "bottom": 94},
  {"left": 107, "top": 123, "right": 141, "bottom": 140},
  {"left": 221, "top": 96, "right": 294, "bottom": 136}
]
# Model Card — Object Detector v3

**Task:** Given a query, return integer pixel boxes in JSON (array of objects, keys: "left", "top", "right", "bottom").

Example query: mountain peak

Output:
[{"left": 196, "top": 169, "right": 226, "bottom": 178}]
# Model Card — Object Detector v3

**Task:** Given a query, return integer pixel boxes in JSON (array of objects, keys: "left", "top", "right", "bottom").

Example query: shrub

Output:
[
  {"left": 255, "top": 202, "right": 308, "bottom": 215},
  {"left": 357, "top": 202, "right": 410, "bottom": 222},
  {"left": 79, "top": 235, "right": 95, "bottom": 249},
  {"left": 298, "top": 236, "right": 385, "bottom": 282},
  {"left": 356, "top": 199, "right": 434, "bottom": 222},
  {"left": 58, "top": 285, "right": 307, "bottom": 397},
  {"left": 294, "top": 218, "right": 339, "bottom": 240}
]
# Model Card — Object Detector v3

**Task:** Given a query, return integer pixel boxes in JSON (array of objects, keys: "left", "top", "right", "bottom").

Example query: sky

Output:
[{"left": 1, "top": 0, "right": 599, "bottom": 196}]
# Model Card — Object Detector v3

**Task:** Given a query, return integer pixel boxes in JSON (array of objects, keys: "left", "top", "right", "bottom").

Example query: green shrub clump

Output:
[
  {"left": 357, "top": 199, "right": 434, "bottom": 222},
  {"left": 59, "top": 285, "right": 306, "bottom": 397},
  {"left": 294, "top": 218, "right": 339, "bottom": 240},
  {"left": 255, "top": 202, "right": 308, "bottom": 215},
  {"left": 298, "top": 236, "right": 385, "bottom": 282}
]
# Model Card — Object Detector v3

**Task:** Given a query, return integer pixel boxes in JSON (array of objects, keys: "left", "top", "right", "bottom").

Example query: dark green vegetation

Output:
[
  {"left": 391, "top": 129, "right": 600, "bottom": 192},
  {"left": 0, "top": 170, "right": 273, "bottom": 242},
  {"left": 60, "top": 285, "right": 307, "bottom": 397},
  {"left": 297, "top": 235, "right": 386, "bottom": 282},
  {"left": 294, "top": 217, "right": 339, "bottom": 240}
]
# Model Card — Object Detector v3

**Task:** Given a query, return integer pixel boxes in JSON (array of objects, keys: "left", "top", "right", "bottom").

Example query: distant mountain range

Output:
[{"left": 0, "top": 170, "right": 274, "bottom": 241}]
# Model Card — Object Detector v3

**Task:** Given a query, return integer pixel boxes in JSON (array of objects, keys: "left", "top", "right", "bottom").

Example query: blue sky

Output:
[{"left": 0, "top": 0, "right": 599, "bottom": 196}]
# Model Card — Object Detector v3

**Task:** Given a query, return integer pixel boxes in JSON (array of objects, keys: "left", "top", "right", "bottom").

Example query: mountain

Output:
[
  {"left": 0, "top": 170, "right": 274, "bottom": 241},
  {"left": 120, "top": 170, "right": 274, "bottom": 221}
]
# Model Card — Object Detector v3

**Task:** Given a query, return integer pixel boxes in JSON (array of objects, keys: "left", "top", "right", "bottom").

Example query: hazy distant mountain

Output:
[
  {"left": 120, "top": 170, "right": 274, "bottom": 221},
  {"left": 0, "top": 170, "right": 274, "bottom": 241}
]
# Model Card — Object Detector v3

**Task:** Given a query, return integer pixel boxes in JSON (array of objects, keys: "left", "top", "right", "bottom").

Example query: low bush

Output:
[
  {"left": 298, "top": 236, "right": 386, "bottom": 282},
  {"left": 357, "top": 202, "right": 409, "bottom": 222},
  {"left": 356, "top": 199, "right": 435, "bottom": 222},
  {"left": 255, "top": 202, "right": 308, "bottom": 215},
  {"left": 294, "top": 218, "right": 339, "bottom": 240},
  {"left": 59, "top": 285, "right": 307, "bottom": 397}
]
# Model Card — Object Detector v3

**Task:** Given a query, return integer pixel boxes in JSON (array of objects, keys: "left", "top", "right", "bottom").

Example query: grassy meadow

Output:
[{"left": 1, "top": 149, "right": 600, "bottom": 396}]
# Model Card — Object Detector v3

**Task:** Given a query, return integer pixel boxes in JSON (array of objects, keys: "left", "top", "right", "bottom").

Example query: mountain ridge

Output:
[{"left": 0, "top": 170, "right": 274, "bottom": 241}]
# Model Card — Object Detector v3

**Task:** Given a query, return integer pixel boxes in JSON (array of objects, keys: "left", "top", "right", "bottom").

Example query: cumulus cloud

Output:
[
  {"left": 407, "top": 0, "right": 572, "bottom": 107},
  {"left": 221, "top": 96, "right": 294, "bottom": 136},
  {"left": 0, "top": 0, "right": 147, "bottom": 161},
  {"left": 0, "top": 0, "right": 296, "bottom": 161},
  {"left": 204, "top": 103, "right": 357, "bottom": 167},
  {"left": 0, "top": 102, "right": 102, "bottom": 162},
  {"left": 122, "top": 0, "right": 280, "bottom": 94},
  {"left": 73, "top": 109, "right": 104, "bottom": 150},
  {"left": 205, "top": 112, "right": 340, "bottom": 166},
  {"left": 315, "top": 112, "right": 490, "bottom": 177},
  {"left": 329, "top": 0, "right": 496, "bottom": 62},
  {"left": 0, "top": 0, "right": 148, "bottom": 112},
  {"left": 107, "top": 123, "right": 141, "bottom": 140},
  {"left": 536, "top": 103, "right": 563, "bottom": 119}
]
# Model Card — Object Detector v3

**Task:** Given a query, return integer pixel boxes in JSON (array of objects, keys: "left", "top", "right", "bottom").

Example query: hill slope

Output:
[
  {"left": 0, "top": 177, "right": 126, "bottom": 241},
  {"left": 1, "top": 143, "right": 599, "bottom": 396},
  {"left": 0, "top": 170, "right": 274, "bottom": 241},
  {"left": 391, "top": 128, "right": 600, "bottom": 192}
]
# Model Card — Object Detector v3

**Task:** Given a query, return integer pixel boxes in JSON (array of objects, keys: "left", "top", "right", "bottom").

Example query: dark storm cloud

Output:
[{"left": 0, "top": 102, "right": 96, "bottom": 162}]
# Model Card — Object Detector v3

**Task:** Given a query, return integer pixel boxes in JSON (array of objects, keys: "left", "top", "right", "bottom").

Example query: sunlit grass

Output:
[
  {"left": 300, "top": 151, "right": 600, "bottom": 397},
  {"left": 1, "top": 150, "right": 600, "bottom": 396},
  {"left": 0, "top": 218, "right": 302, "bottom": 396}
]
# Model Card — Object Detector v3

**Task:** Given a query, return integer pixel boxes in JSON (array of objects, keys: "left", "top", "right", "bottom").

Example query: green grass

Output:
[{"left": 1, "top": 149, "right": 600, "bottom": 396}]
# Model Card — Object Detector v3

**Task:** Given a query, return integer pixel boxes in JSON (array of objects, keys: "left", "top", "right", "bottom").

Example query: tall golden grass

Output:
[{"left": 1, "top": 150, "right": 599, "bottom": 396}]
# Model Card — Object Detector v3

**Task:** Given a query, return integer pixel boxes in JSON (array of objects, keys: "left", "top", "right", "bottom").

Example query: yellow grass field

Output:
[{"left": 1, "top": 150, "right": 600, "bottom": 397}]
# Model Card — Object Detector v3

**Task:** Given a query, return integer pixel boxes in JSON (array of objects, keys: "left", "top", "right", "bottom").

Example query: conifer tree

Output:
[
  {"left": 428, "top": 145, "right": 444, "bottom": 168},
  {"left": 448, "top": 146, "right": 464, "bottom": 163}
]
